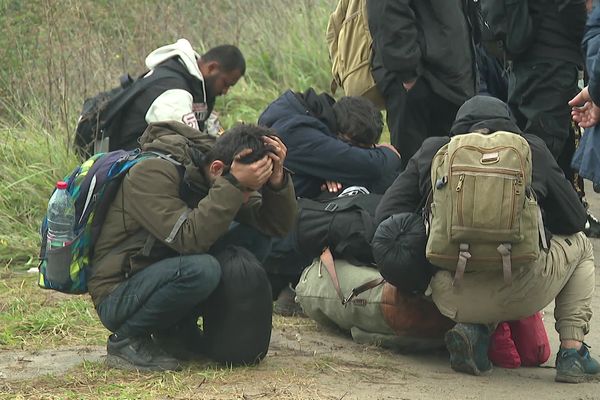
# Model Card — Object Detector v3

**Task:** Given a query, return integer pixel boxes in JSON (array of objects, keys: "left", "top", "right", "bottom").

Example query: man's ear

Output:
[
  {"left": 200, "top": 60, "right": 220, "bottom": 77},
  {"left": 208, "top": 160, "right": 227, "bottom": 177}
]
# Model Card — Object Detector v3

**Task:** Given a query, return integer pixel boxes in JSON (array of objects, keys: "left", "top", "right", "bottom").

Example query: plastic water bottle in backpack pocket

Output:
[{"left": 42, "top": 181, "right": 76, "bottom": 288}]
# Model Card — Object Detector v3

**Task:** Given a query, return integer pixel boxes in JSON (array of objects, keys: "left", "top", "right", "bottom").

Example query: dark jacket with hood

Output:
[
  {"left": 258, "top": 89, "right": 401, "bottom": 199},
  {"left": 376, "top": 96, "right": 587, "bottom": 237},
  {"left": 88, "top": 121, "right": 297, "bottom": 306},
  {"left": 366, "top": 0, "right": 477, "bottom": 105}
]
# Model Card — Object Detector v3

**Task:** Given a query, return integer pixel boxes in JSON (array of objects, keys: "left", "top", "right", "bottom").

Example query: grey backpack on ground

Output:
[{"left": 295, "top": 250, "right": 452, "bottom": 352}]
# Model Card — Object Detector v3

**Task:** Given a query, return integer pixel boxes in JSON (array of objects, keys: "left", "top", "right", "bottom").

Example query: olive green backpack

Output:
[
  {"left": 425, "top": 131, "right": 547, "bottom": 285},
  {"left": 326, "top": 0, "right": 385, "bottom": 109}
]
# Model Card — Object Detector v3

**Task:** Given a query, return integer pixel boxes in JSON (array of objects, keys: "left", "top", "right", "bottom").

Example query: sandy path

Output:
[{"left": 2, "top": 189, "right": 600, "bottom": 399}]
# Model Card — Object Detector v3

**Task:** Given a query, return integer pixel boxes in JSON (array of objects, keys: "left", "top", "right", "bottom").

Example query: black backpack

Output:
[
  {"left": 296, "top": 193, "right": 382, "bottom": 265},
  {"left": 74, "top": 69, "right": 182, "bottom": 158},
  {"left": 74, "top": 73, "right": 139, "bottom": 158},
  {"left": 203, "top": 246, "right": 273, "bottom": 365}
]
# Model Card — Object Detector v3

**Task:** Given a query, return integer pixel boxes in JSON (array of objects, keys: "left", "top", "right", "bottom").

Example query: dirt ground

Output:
[{"left": 2, "top": 189, "right": 600, "bottom": 399}]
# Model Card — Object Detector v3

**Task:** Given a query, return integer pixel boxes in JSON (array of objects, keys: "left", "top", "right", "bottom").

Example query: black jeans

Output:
[
  {"left": 508, "top": 58, "right": 579, "bottom": 159},
  {"left": 262, "top": 229, "right": 313, "bottom": 299},
  {"left": 378, "top": 76, "right": 459, "bottom": 168},
  {"left": 96, "top": 223, "right": 272, "bottom": 338}
]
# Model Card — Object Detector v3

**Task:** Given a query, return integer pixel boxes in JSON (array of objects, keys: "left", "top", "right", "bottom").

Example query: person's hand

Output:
[
  {"left": 230, "top": 149, "right": 273, "bottom": 191},
  {"left": 320, "top": 180, "right": 343, "bottom": 193},
  {"left": 376, "top": 143, "right": 401, "bottom": 158},
  {"left": 264, "top": 135, "right": 288, "bottom": 189},
  {"left": 570, "top": 86, "right": 600, "bottom": 128},
  {"left": 403, "top": 79, "right": 417, "bottom": 91}
]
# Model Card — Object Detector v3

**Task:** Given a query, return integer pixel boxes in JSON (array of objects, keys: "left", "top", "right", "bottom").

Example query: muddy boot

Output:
[
  {"left": 106, "top": 334, "right": 181, "bottom": 371},
  {"left": 445, "top": 323, "right": 492, "bottom": 376},
  {"left": 273, "top": 285, "right": 305, "bottom": 317}
]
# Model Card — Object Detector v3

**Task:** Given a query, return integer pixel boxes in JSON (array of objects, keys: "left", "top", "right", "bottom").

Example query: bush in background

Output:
[{"left": 0, "top": 0, "right": 335, "bottom": 266}]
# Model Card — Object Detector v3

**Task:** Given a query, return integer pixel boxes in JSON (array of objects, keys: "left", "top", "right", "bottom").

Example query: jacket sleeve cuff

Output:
[
  {"left": 589, "top": 78, "right": 600, "bottom": 106},
  {"left": 266, "top": 172, "right": 291, "bottom": 192},
  {"left": 222, "top": 172, "right": 247, "bottom": 192}
]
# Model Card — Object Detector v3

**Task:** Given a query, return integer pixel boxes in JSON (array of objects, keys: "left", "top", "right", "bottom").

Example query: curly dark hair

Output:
[{"left": 205, "top": 123, "right": 276, "bottom": 166}]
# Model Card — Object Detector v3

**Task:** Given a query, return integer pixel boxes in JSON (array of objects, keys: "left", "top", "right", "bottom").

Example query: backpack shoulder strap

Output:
[
  {"left": 320, "top": 247, "right": 385, "bottom": 306},
  {"left": 101, "top": 68, "right": 186, "bottom": 131},
  {"left": 142, "top": 150, "right": 183, "bottom": 167},
  {"left": 320, "top": 248, "right": 345, "bottom": 302}
]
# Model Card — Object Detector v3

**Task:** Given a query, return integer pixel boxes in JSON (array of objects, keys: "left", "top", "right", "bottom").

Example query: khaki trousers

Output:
[{"left": 429, "top": 232, "right": 595, "bottom": 341}]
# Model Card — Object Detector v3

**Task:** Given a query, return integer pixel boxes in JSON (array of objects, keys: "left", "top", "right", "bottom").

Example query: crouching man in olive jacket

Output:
[{"left": 88, "top": 121, "right": 296, "bottom": 371}]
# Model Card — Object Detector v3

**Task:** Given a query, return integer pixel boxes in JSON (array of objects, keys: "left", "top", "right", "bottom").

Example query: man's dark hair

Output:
[
  {"left": 333, "top": 97, "right": 383, "bottom": 146},
  {"left": 202, "top": 45, "right": 246, "bottom": 75},
  {"left": 206, "top": 124, "right": 274, "bottom": 166}
]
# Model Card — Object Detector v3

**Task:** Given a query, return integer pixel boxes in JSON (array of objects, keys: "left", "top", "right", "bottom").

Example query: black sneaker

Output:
[
  {"left": 106, "top": 334, "right": 181, "bottom": 371},
  {"left": 273, "top": 285, "right": 305, "bottom": 317},
  {"left": 153, "top": 322, "right": 206, "bottom": 361},
  {"left": 445, "top": 323, "right": 493, "bottom": 376},
  {"left": 584, "top": 212, "right": 600, "bottom": 238},
  {"left": 555, "top": 344, "right": 600, "bottom": 383}
]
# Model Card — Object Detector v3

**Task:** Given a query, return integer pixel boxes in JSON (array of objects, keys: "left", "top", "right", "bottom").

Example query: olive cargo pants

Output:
[{"left": 429, "top": 232, "right": 594, "bottom": 342}]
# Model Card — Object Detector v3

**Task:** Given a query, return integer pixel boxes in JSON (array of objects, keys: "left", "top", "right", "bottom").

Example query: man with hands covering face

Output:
[{"left": 87, "top": 121, "right": 296, "bottom": 371}]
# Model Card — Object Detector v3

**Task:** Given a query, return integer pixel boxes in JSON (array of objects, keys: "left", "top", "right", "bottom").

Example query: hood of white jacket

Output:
[{"left": 145, "top": 38, "right": 204, "bottom": 82}]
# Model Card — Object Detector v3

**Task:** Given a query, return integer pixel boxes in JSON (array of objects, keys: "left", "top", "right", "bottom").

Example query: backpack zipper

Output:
[
  {"left": 452, "top": 169, "right": 523, "bottom": 230},
  {"left": 449, "top": 145, "right": 527, "bottom": 174}
]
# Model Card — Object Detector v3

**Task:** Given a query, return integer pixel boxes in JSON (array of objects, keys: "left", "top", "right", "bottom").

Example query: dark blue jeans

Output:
[{"left": 96, "top": 223, "right": 272, "bottom": 338}]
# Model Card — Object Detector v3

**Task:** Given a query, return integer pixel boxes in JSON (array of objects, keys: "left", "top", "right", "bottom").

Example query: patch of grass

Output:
[
  {"left": 0, "top": 270, "right": 319, "bottom": 350},
  {"left": 0, "top": 361, "right": 338, "bottom": 400},
  {"left": 0, "top": 113, "right": 78, "bottom": 266},
  {"left": 0, "top": 273, "right": 105, "bottom": 348},
  {"left": 0, "top": 350, "right": 334, "bottom": 399},
  {"left": 0, "top": 272, "right": 362, "bottom": 399}
]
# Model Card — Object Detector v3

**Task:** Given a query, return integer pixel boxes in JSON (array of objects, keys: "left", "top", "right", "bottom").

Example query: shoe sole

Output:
[
  {"left": 106, "top": 354, "right": 181, "bottom": 372},
  {"left": 555, "top": 372, "right": 600, "bottom": 384},
  {"left": 445, "top": 329, "right": 486, "bottom": 376}
]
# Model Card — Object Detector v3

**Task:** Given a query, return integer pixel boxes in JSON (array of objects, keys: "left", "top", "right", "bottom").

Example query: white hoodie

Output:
[
  {"left": 143, "top": 39, "right": 208, "bottom": 132},
  {"left": 145, "top": 38, "right": 203, "bottom": 81}
]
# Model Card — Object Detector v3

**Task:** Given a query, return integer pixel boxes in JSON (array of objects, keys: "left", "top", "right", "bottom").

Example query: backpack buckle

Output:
[{"left": 325, "top": 203, "right": 338, "bottom": 212}]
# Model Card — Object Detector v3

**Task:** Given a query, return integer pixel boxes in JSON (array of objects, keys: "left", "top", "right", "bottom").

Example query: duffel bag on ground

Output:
[{"left": 295, "top": 249, "right": 453, "bottom": 352}]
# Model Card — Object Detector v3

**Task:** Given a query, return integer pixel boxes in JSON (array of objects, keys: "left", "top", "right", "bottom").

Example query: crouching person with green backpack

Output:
[
  {"left": 80, "top": 122, "right": 295, "bottom": 370},
  {"left": 376, "top": 96, "right": 599, "bottom": 383}
]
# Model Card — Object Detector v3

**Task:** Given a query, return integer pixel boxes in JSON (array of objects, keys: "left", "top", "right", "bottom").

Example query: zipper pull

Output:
[
  {"left": 456, "top": 174, "right": 465, "bottom": 192},
  {"left": 514, "top": 173, "right": 524, "bottom": 195},
  {"left": 514, "top": 179, "right": 522, "bottom": 195},
  {"left": 516, "top": 174, "right": 523, "bottom": 186}
]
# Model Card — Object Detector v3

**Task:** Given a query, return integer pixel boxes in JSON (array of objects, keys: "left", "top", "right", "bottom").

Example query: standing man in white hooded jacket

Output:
[{"left": 112, "top": 38, "right": 245, "bottom": 150}]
